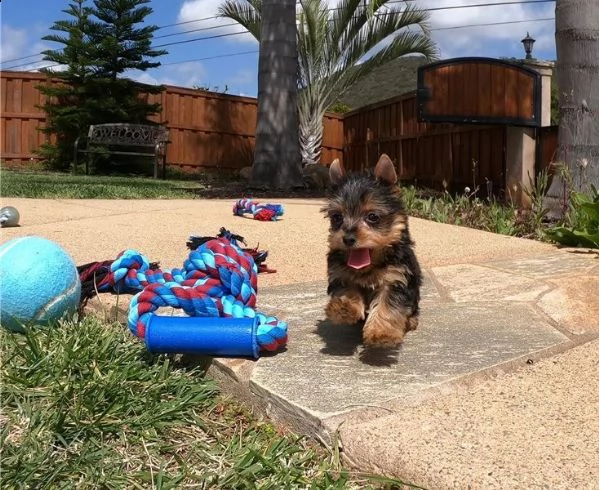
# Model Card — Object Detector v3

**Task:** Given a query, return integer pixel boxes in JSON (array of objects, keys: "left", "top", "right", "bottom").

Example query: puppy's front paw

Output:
[
  {"left": 363, "top": 315, "right": 406, "bottom": 348},
  {"left": 407, "top": 315, "right": 419, "bottom": 331},
  {"left": 325, "top": 295, "right": 365, "bottom": 325}
]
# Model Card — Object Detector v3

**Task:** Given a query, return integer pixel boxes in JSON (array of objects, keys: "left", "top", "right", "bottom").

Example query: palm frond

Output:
[
  {"left": 339, "top": 3, "right": 433, "bottom": 74},
  {"left": 329, "top": 0, "right": 393, "bottom": 54},
  {"left": 334, "top": 32, "right": 436, "bottom": 104},
  {"left": 297, "top": 0, "right": 330, "bottom": 87},
  {"left": 328, "top": 0, "right": 363, "bottom": 52},
  {"left": 314, "top": 3, "right": 435, "bottom": 110},
  {"left": 217, "top": 0, "right": 262, "bottom": 40}
]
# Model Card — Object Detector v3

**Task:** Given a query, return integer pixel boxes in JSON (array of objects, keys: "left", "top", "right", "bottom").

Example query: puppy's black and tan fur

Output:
[{"left": 322, "top": 154, "right": 422, "bottom": 348}]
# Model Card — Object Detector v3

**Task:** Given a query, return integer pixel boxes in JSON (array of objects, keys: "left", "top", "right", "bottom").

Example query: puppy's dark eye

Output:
[
  {"left": 366, "top": 213, "right": 380, "bottom": 224},
  {"left": 330, "top": 212, "right": 343, "bottom": 228}
]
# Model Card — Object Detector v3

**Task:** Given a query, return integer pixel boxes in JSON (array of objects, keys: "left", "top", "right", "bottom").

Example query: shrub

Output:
[{"left": 545, "top": 184, "right": 599, "bottom": 248}]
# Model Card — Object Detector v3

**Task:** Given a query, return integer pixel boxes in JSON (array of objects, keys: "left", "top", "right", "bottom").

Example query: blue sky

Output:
[{"left": 0, "top": 0, "right": 557, "bottom": 97}]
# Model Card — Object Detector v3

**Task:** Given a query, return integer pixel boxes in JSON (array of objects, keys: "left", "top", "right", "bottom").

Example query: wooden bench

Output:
[{"left": 73, "top": 123, "right": 170, "bottom": 178}]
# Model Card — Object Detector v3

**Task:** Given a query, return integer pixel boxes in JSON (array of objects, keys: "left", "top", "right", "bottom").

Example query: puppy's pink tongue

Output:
[{"left": 347, "top": 248, "right": 371, "bottom": 269}]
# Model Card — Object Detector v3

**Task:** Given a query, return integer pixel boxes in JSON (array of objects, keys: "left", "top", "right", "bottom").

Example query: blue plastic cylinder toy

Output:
[{"left": 144, "top": 315, "right": 260, "bottom": 358}]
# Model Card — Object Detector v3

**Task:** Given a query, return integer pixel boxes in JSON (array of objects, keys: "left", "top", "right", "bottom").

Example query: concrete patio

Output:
[{"left": 1, "top": 196, "right": 598, "bottom": 489}]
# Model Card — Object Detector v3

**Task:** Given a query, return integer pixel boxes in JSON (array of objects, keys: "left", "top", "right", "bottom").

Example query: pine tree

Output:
[
  {"left": 37, "top": 0, "right": 167, "bottom": 172},
  {"left": 37, "top": 0, "right": 98, "bottom": 170},
  {"left": 86, "top": 0, "right": 167, "bottom": 124}
]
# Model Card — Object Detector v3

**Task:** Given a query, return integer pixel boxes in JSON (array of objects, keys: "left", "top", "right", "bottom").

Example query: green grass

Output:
[
  {"left": 0, "top": 316, "right": 414, "bottom": 489},
  {"left": 0, "top": 170, "right": 199, "bottom": 199},
  {"left": 402, "top": 186, "right": 520, "bottom": 236},
  {"left": 400, "top": 181, "right": 551, "bottom": 242}
]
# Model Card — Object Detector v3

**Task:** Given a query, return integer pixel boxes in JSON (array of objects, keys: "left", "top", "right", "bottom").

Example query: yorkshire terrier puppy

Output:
[{"left": 322, "top": 154, "right": 422, "bottom": 348}]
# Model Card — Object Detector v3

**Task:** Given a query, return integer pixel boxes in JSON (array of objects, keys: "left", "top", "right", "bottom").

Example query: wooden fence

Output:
[
  {"left": 342, "top": 92, "right": 508, "bottom": 196},
  {"left": 0, "top": 71, "right": 344, "bottom": 171},
  {"left": 417, "top": 57, "right": 541, "bottom": 126},
  {"left": 538, "top": 125, "right": 558, "bottom": 172},
  {"left": 1, "top": 71, "right": 557, "bottom": 194}
]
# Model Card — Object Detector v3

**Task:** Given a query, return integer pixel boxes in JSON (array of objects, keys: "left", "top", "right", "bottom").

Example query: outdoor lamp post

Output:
[{"left": 521, "top": 32, "right": 536, "bottom": 60}]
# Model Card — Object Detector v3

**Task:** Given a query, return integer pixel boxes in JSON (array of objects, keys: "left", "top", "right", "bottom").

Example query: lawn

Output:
[
  {"left": 0, "top": 169, "right": 327, "bottom": 200},
  {"left": 0, "top": 317, "right": 412, "bottom": 489},
  {"left": 0, "top": 170, "right": 198, "bottom": 199}
]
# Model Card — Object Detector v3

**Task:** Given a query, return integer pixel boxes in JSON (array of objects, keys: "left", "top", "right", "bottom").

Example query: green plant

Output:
[
  {"left": 37, "top": 0, "right": 167, "bottom": 173},
  {"left": 328, "top": 101, "right": 352, "bottom": 114},
  {"left": 219, "top": 0, "right": 437, "bottom": 165},
  {"left": 1, "top": 316, "right": 215, "bottom": 487},
  {"left": 402, "top": 184, "right": 523, "bottom": 238},
  {"left": 194, "top": 83, "right": 230, "bottom": 94},
  {"left": 545, "top": 184, "right": 599, "bottom": 248},
  {"left": 36, "top": 0, "right": 98, "bottom": 171},
  {"left": 515, "top": 168, "right": 551, "bottom": 240},
  {"left": 86, "top": 0, "right": 166, "bottom": 124},
  {"left": 399, "top": 184, "right": 418, "bottom": 211}
]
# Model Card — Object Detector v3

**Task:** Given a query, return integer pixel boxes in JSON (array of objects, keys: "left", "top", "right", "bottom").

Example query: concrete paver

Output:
[
  {"left": 251, "top": 283, "right": 569, "bottom": 418},
  {"left": 1, "top": 196, "right": 598, "bottom": 490},
  {"left": 487, "top": 250, "right": 598, "bottom": 278},
  {"left": 537, "top": 275, "right": 599, "bottom": 335},
  {"left": 430, "top": 263, "right": 552, "bottom": 302}
]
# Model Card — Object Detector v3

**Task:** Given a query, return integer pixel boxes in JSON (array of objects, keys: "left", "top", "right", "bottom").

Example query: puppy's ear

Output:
[
  {"left": 374, "top": 154, "right": 397, "bottom": 186},
  {"left": 329, "top": 158, "right": 345, "bottom": 185}
]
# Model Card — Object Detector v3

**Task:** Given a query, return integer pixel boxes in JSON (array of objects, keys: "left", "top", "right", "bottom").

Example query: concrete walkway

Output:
[{"left": 2, "top": 197, "right": 598, "bottom": 489}]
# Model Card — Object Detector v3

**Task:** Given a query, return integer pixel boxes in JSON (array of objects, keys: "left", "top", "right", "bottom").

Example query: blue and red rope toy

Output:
[
  {"left": 77, "top": 229, "right": 287, "bottom": 356},
  {"left": 233, "top": 198, "right": 284, "bottom": 221}
]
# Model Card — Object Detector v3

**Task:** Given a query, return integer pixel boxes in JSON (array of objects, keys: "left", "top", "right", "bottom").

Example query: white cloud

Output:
[
  {"left": 177, "top": 0, "right": 258, "bottom": 44},
  {"left": 417, "top": 0, "right": 555, "bottom": 59},
  {"left": 226, "top": 68, "right": 255, "bottom": 86},
  {"left": 128, "top": 71, "right": 166, "bottom": 86},
  {"left": 175, "top": 0, "right": 554, "bottom": 62},
  {"left": 0, "top": 25, "right": 29, "bottom": 64},
  {"left": 171, "top": 61, "right": 207, "bottom": 87},
  {"left": 42, "top": 64, "right": 68, "bottom": 73},
  {"left": 0, "top": 24, "right": 59, "bottom": 71},
  {"left": 127, "top": 61, "right": 206, "bottom": 88}
]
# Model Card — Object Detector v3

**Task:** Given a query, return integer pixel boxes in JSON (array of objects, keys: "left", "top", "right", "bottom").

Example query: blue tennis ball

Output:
[{"left": 0, "top": 236, "right": 81, "bottom": 332}]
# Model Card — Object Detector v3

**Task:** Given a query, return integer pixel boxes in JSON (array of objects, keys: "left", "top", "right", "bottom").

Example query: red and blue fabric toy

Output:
[{"left": 233, "top": 198, "right": 284, "bottom": 221}]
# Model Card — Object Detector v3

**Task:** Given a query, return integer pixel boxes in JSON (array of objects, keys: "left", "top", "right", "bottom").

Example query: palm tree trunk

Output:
[
  {"left": 544, "top": 0, "right": 599, "bottom": 218},
  {"left": 299, "top": 100, "right": 325, "bottom": 166},
  {"left": 251, "top": 0, "right": 304, "bottom": 190}
]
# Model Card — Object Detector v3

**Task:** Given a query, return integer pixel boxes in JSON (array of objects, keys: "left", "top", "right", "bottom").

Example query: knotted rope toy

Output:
[
  {"left": 233, "top": 198, "right": 284, "bottom": 221},
  {"left": 77, "top": 231, "right": 287, "bottom": 356},
  {"left": 186, "top": 228, "right": 277, "bottom": 273},
  {"left": 78, "top": 229, "right": 275, "bottom": 302}
]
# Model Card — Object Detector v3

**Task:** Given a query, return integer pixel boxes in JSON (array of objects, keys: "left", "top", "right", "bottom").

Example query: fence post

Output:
[
  {"left": 505, "top": 127, "right": 537, "bottom": 207},
  {"left": 520, "top": 60, "right": 554, "bottom": 128},
  {"left": 505, "top": 60, "right": 554, "bottom": 207}
]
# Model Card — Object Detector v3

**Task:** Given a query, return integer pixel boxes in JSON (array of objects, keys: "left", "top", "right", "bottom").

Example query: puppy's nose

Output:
[{"left": 343, "top": 234, "right": 357, "bottom": 247}]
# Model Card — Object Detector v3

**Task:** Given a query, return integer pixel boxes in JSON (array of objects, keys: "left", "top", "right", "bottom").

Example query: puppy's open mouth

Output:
[{"left": 347, "top": 248, "right": 371, "bottom": 269}]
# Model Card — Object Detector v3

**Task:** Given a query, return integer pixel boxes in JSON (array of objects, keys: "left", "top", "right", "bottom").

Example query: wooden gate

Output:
[{"left": 417, "top": 57, "right": 542, "bottom": 127}]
